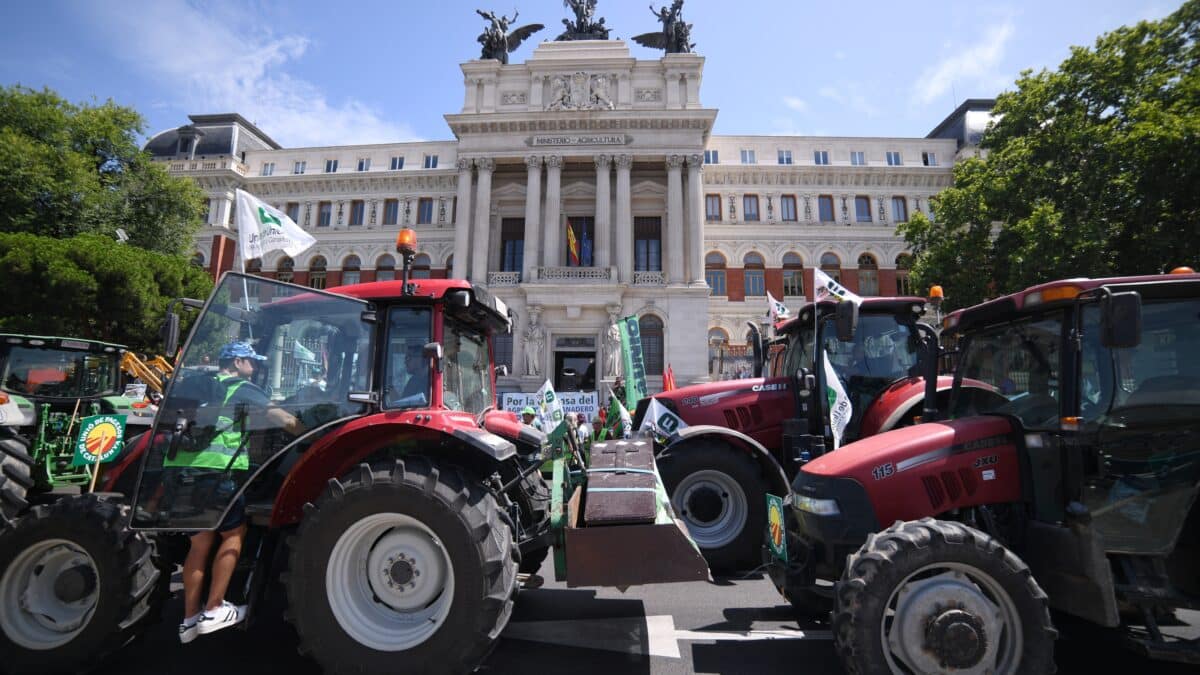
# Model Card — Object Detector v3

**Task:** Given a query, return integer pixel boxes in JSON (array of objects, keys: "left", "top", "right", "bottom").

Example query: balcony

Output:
[
  {"left": 487, "top": 271, "right": 521, "bottom": 286},
  {"left": 535, "top": 266, "right": 615, "bottom": 283},
  {"left": 632, "top": 271, "right": 665, "bottom": 286},
  {"left": 163, "top": 158, "right": 248, "bottom": 175}
]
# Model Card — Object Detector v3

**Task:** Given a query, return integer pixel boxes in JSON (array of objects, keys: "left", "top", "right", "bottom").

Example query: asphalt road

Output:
[{"left": 96, "top": 558, "right": 1198, "bottom": 675}]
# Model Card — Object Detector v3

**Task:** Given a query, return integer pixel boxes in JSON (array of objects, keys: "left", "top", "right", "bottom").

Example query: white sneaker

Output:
[
  {"left": 196, "top": 601, "right": 246, "bottom": 635},
  {"left": 178, "top": 612, "right": 203, "bottom": 644}
]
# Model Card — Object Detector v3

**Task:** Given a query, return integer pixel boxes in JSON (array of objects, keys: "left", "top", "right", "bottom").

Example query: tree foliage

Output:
[
  {"left": 901, "top": 1, "right": 1200, "bottom": 310},
  {"left": 0, "top": 86, "right": 206, "bottom": 256},
  {"left": 0, "top": 233, "right": 212, "bottom": 351}
]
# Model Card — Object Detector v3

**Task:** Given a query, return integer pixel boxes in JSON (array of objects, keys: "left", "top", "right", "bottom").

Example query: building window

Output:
[
  {"left": 896, "top": 253, "right": 913, "bottom": 296},
  {"left": 922, "top": 152, "right": 938, "bottom": 167},
  {"left": 285, "top": 202, "right": 300, "bottom": 224},
  {"left": 494, "top": 333, "right": 514, "bottom": 371},
  {"left": 342, "top": 255, "right": 362, "bottom": 285},
  {"left": 411, "top": 253, "right": 431, "bottom": 279},
  {"left": 886, "top": 151, "right": 902, "bottom": 166},
  {"left": 892, "top": 196, "right": 908, "bottom": 222},
  {"left": 245, "top": 259, "right": 263, "bottom": 276},
  {"left": 858, "top": 253, "right": 879, "bottom": 296},
  {"left": 818, "top": 195, "right": 835, "bottom": 222},
  {"left": 850, "top": 151, "right": 865, "bottom": 166},
  {"left": 444, "top": 254, "right": 454, "bottom": 277},
  {"left": 705, "top": 194, "right": 722, "bottom": 222},
  {"left": 500, "top": 218, "right": 524, "bottom": 273},
  {"left": 708, "top": 327, "right": 730, "bottom": 376},
  {"left": 417, "top": 198, "right": 434, "bottom": 224},
  {"left": 390, "top": 156, "right": 404, "bottom": 171},
  {"left": 261, "top": 162, "right": 275, "bottom": 177},
  {"left": 743, "top": 253, "right": 765, "bottom": 297},
  {"left": 703, "top": 149, "right": 718, "bottom": 164},
  {"left": 820, "top": 252, "right": 841, "bottom": 283},
  {"left": 778, "top": 150, "right": 793, "bottom": 165},
  {"left": 383, "top": 199, "right": 399, "bottom": 225},
  {"left": 308, "top": 256, "right": 328, "bottom": 290},
  {"left": 317, "top": 201, "right": 332, "bottom": 227},
  {"left": 855, "top": 195, "right": 872, "bottom": 223},
  {"left": 743, "top": 195, "right": 760, "bottom": 221},
  {"left": 349, "top": 200, "right": 365, "bottom": 226},
  {"left": 293, "top": 160, "right": 306, "bottom": 175},
  {"left": 639, "top": 315, "right": 664, "bottom": 375},
  {"left": 325, "top": 159, "right": 338, "bottom": 173},
  {"left": 740, "top": 149, "right": 756, "bottom": 164},
  {"left": 276, "top": 256, "right": 294, "bottom": 284},
  {"left": 565, "top": 217, "right": 594, "bottom": 266},
  {"left": 423, "top": 154, "right": 438, "bottom": 169},
  {"left": 705, "top": 252, "right": 727, "bottom": 295},
  {"left": 780, "top": 195, "right": 797, "bottom": 222},
  {"left": 178, "top": 137, "right": 193, "bottom": 155},
  {"left": 376, "top": 254, "right": 396, "bottom": 282},
  {"left": 813, "top": 150, "right": 829, "bottom": 165},
  {"left": 357, "top": 158, "right": 371, "bottom": 172},
  {"left": 634, "top": 217, "right": 662, "bottom": 272},
  {"left": 783, "top": 252, "right": 804, "bottom": 297}
]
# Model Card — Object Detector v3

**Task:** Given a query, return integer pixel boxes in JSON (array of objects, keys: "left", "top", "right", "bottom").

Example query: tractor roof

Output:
[
  {"left": 328, "top": 279, "right": 513, "bottom": 332},
  {"left": 775, "top": 296, "right": 928, "bottom": 334},
  {"left": 0, "top": 334, "right": 127, "bottom": 353}
]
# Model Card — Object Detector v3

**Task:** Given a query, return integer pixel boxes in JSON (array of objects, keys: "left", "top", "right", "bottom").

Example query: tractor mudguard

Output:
[
  {"left": 663, "top": 425, "right": 790, "bottom": 498},
  {"left": 861, "top": 376, "right": 997, "bottom": 437}
]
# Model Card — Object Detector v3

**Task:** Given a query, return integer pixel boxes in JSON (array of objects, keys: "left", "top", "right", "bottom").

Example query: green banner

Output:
[
  {"left": 71, "top": 414, "right": 126, "bottom": 467},
  {"left": 766, "top": 493, "right": 788, "bottom": 563},
  {"left": 618, "top": 315, "right": 648, "bottom": 411}
]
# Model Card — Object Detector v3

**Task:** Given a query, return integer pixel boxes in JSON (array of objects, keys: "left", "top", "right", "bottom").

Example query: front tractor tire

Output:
[
  {"left": 285, "top": 457, "right": 519, "bottom": 675},
  {"left": 0, "top": 494, "right": 162, "bottom": 675},
  {"left": 834, "top": 518, "right": 1057, "bottom": 675},
  {"left": 659, "top": 441, "right": 768, "bottom": 573},
  {"left": 0, "top": 430, "right": 35, "bottom": 523}
]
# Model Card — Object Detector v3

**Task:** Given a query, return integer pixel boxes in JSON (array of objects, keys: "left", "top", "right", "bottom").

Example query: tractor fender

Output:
[
  {"left": 663, "top": 425, "right": 790, "bottom": 498},
  {"left": 861, "top": 376, "right": 998, "bottom": 437}
]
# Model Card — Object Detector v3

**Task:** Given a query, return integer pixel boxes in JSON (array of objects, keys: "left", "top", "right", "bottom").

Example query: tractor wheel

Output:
[
  {"left": 0, "top": 494, "right": 163, "bottom": 675},
  {"left": 0, "top": 430, "right": 34, "bottom": 523},
  {"left": 285, "top": 457, "right": 519, "bottom": 675},
  {"left": 834, "top": 518, "right": 1057, "bottom": 675},
  {"left": 659, "top": 441, "right": 767, "bottom": 572}
]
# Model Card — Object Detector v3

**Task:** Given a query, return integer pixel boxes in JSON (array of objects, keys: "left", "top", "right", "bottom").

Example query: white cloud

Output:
[
  {"left": 782, "top": 96, "right": 808, "bottom": 113},
  {"left": 914, "top": 19, "right": 1015, "bottom": 106},
  {"left": 817, "top": 84, "right": 880, "bottom": 119},
  {"left": 78, "top": 0, "right": 419, "bottom": 147}
]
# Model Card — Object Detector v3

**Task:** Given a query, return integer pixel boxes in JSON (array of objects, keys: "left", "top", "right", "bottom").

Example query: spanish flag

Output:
[{"left": 566, "top": 219, "right": 580, "bottom": 266}]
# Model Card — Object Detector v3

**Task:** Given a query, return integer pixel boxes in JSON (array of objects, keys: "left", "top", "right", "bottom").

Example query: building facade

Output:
[{"left": 147, "top": 39, "right": 987, "bottom": 395}]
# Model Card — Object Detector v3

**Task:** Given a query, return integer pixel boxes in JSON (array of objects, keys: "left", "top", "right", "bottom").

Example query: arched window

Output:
[
  {"left": 376, "top": 254, "right": 396, "bottom": 282},
  {"left": 191, "top": 252, "right": 206, "bottom": 268},
  {"left": 895, "top": 253, "right": 914, "bottom": 296},
  {"left": 308, "top": 256, "right": 327, "bottom": 290},
  {"left": 858, "top": 253, "right": 879, "bottom": 296},
  {"left": 245, "top": 258, "right": 263, "bottom": 275},
  {"left": 705, "top": 252, "right": 727, "bottom": 296},
  {"left": 820, "top": 252, "right": 841, "bottom": 283},
  {"left": 342, "top": 255, "right": 361, "bottom": 285},
  {"left": 743, "top": 252, "right": 765, "bottom": 296},
  {"left": 412, "top": 253, "right": 432, "bottom": 279},
  {"left": 445, "top": 254, "right": 455, "bottom": 278},
  {"left": 639, "top": 315, "right": 664, "bottom": 375},
  {"left": 708, "top": 327, "right": 729, "bottom": 377},
  {"left": 276, "top": 256, "right": 295, "bottom": 284},
  {"left": 782, "top": 252, "right": 804, "bottom": 297}
]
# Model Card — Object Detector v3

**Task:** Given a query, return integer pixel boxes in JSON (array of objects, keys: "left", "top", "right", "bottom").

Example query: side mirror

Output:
[
  {"left": 746, "top": 321, "right": 764, "bottom": 378},
  {"left": 835, "top": 300, "right": 859, "bottom": 342},
  {"left": 423, "top": 341, "right": 444, "bottom": 372},
  {"left": 1101, "top": 291, "right": 1141, "bottom": 348},
  {"left": 447, "top": 290, "right": 471, "bottom": 309},
  {"left": 161, "top": 313, "right": 181, "bottom": 357}
]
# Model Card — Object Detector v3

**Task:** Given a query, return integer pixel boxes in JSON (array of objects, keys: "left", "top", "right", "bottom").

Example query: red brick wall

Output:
[
  {"left": 360, "top": 270, "right": 376, "bottom": 284},
  {"left": 726, "top": 269, "right": 745, "bottom": 301},
  {"left": 208, "top": 235, "right": 237, "bottom": 282},
  {"left": 292, "top": 271, "right": 309, "bottom": 287},
  {"left": 765, "top": 269, "right": 783, "bottom": 299},
  {"left": 840, "top": 269, "right": 859, "bottom": 294},
  {"left": 326, "top": 271, "right": 342, "bottom": 288},
  {"left": 803, "top": 269, "right": 815, "bottom": 301},
  {"left": 879, "top": 269, "right": 898, "bottom": 296}
]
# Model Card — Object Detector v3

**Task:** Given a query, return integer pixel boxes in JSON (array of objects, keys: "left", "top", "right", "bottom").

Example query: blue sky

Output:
[{"left": 0, "top": 0, "right": 1176, "bottom": 148}]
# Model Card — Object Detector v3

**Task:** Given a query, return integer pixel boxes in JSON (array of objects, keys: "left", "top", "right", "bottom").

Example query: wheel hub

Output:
[
  {"left": 886, "top": 569, "right": 1009, "bottom": 675},
  {"left": 926, "top": 608, "right": 988, "bottom": 668},
  {"left": 671, "top": 469, "right": 749, "bottom": 549},
  {"left": 686, "top": 486, "right": 725, "bottom": 524},
  {"left": 52, "top": 564, "right": 97, "bottom": 604},
  {"left": 388, "top": 558, "right": 415, "bottom": 587},
  {"left": 0, "top": 539, "right": 100, "bottom": 650}
]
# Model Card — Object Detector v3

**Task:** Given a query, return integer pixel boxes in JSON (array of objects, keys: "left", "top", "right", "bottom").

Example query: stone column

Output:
[
  {"left": 666, "top": 154, "right": 685, "bottom": 284},
  {"left": 522, "top": 155, "right": 543, "bottom": 282},
  {"left": 594, "top": 154, "right": 612, "bottom": 270},
  {"left": 470, "top": 158, "right": 495, "bottom": 282},
  {"left": 686, "top": 154, "right": 705, "bottom": 285},
  {"left": 543, "top": 155, "right": 562, "bottom": 270},
  {"left": 452, "top": 158, "right": 473, "bottom": 279},
  {"left": 614, "top": 154, "right": 633, "bottom": 283}
]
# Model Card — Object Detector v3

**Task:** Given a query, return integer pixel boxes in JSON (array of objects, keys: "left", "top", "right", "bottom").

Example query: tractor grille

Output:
[
  {"left": 922, "top": 470, "right": 976, "bottom": 512},
  {"left": 721, "top": 404, "right": 764, "bottom": 430},
  {"left": 922, "top": 476, "right": 946, "bottom": 510},
  {"left": 958, "top": 468, "right": 978, "bottom": 497}
]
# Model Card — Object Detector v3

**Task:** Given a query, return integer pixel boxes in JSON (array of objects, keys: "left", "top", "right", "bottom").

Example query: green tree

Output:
[
  {"left": 0, "top": 86, "right": 206, "bottom": 255},
  {"left": 902, "top": 1, "right": 1200, "bottom": 310},
  {"left": 0, "top": 233, "right": 212, "bottom": 351}
]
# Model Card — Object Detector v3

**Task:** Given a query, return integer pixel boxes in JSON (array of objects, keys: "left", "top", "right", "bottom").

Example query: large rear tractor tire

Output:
[
  {"left": 659, "top": 441, "right": 768, "bottom": 572},
  {"left": 834, "top": 518, "right": 1057, "bottom": 675},
  {"left": 0, "top": 494, "right": 163, "bottom": 675},
  {"left": 285, "top": 457, "right": 519, "bottom": 675},
  {"left": 0, "top": 430, "right": 35, "bottom": 523}
]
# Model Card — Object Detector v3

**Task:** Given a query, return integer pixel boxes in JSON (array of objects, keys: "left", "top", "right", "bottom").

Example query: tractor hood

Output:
[{"left": 646, "top": 376, "right": 791, "bottom": 449}]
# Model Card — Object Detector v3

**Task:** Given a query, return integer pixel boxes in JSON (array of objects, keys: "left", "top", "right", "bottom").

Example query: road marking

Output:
[{"left": 503, "top": 614, "right": 831, "bottom": 658}]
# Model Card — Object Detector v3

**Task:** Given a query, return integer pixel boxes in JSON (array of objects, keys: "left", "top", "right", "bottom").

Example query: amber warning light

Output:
[{"left": 396, "top": 228, "right": 417, "bottom": 256}]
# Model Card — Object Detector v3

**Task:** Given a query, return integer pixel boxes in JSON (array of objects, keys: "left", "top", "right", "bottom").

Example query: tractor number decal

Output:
[
  {"left": 71, "top": 414, "right": 127, "bottom": 467},
  {"left": 871, "top": 462, "right": 895, "bottom": 481},
  {"left": 973, "top": 455, "right": 998, "bottom": 468},
  {"left": 765, "top": 494, "right": 787, "bottom": 562}
]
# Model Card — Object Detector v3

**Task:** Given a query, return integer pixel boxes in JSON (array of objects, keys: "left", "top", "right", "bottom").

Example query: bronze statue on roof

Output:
[
  {"left": 476, "top": 8, "right": 544, "bottom": 63},
  {"left": 633, "top": 0, "right": 695, "bottom": 54},
  {"left": 556, "top": 0, "right": 611, "bottom": 41}
]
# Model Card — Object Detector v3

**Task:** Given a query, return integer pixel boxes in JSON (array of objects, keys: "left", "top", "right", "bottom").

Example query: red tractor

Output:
[
  {"left": 0, "top": 231, "right": 707, "bottom": 675},
  {"left": 770, "top": 272, "right": 1200, "bottom": 672}
]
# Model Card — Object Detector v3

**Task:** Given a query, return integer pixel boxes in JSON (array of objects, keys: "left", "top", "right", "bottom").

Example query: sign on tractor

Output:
[{"left": 71, "top": 414, "right": 126, "bottom": 466}]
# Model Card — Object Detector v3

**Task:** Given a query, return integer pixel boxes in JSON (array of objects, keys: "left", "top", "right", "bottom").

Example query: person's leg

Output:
[
  {"left": 182, "top": 531, "right": 216, "bottom": 619},
  {"left": 205, "top": 523, "right": 246, "bottom": 611}
]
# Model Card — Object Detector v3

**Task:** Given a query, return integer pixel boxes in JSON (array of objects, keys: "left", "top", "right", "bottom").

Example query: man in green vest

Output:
[{"left": 171, "top": 341, "right": 304, "bottom": 643}]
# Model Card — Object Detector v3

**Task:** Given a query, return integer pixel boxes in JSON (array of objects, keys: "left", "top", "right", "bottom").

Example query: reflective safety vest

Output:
[{"left": 164, "top": 373, "right": 250, "bottom": 471}]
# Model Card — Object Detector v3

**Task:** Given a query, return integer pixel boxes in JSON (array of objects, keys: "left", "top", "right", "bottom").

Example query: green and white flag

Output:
[
  {"left": 814, "top": 268, "right": 863, "bottom": 306},
  {"left": 617, "top": 315, "right": 649, "bottom": 410},
  {"left": 535, "top": 378, "right": 566, "bottom": 442},
  {"left": 639, "top": 397, "right": 688, "bottom": 441},
  {"left": 823, "top": 349, "right": 852, "bottom": 449},
  {"left": 235, "top": 189, "right": 316, "bottom": 262},
  {"left": 599, "top": 392, "right": 633, "bottom": 441}
]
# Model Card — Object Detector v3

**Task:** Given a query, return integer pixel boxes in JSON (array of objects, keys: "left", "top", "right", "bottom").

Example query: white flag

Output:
[
  {"left": 767, "top": 291, "right": 791, "bottom": 321},
  {"left": 813, "top": 268, "right": 863, "bottom": 306},
  {"left": 235, "top": 189, "right": 316, "bottom": 263},
  {"left": 639, "top": 397, "right": 688, "bottom": 440},
  {"left": 535, "top": 379, "right": 566, "bottom": 439},
  {"left": 823, "top": 350, "right": 852, "bottom": 449}
]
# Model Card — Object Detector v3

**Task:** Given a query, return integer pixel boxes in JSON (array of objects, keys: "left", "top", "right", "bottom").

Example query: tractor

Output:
[
  {"left": 0, "top": 229, "right": 707, "bottom": 675},
  {"left": 768, "top": 271, "right": 1200, "bottom": 672}
]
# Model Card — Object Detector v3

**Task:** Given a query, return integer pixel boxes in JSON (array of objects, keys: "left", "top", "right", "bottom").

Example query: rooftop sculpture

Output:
[
  {"left": 632, "top": 0, "right": 695, "bottom": 54},
  {"left": 556, "top": 0, "right": 611, "bottom": 41},
  {"left": 476, "top": 9, "right": 544, "bottom": 63}
]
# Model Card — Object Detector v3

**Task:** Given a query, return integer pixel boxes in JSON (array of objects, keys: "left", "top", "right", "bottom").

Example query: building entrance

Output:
[{"left": 554, "top": 351, "right": 596, "bottom": 392}]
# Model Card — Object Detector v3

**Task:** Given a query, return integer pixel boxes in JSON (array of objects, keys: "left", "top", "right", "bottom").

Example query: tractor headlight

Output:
[{"left": 795, "top": 494, "right": 841, "bottom": 516}]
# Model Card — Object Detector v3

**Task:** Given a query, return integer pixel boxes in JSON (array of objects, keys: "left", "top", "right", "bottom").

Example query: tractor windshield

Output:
[
  {"left": 951, "top": 313, "right": 1064, "bottom": 430},
  {"left": 0, "top": 344, "right": 120, "bottom": 399},
  {"left": 442, "top": 316, "right": 493, "bottom": 414},
  {"left": 818, "top": 314, "right": 922, "bottom": 440},
  {"left": 132, "top": 274, "right": 374, "bottom": 530}
]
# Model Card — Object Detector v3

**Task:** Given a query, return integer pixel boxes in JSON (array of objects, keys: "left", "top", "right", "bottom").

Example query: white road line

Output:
[{"left": 503, "top": 614, "right": 831, "bottom": 658}]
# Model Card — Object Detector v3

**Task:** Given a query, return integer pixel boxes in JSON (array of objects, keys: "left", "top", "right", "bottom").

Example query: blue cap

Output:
[{"left": 220, "top": 341, "right": 267, "bottom": 361}]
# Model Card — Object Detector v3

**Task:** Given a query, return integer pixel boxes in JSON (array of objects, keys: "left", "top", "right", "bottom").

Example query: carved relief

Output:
[
  {"left": 546, "top": 72, "right": 616, "bottom": 110},
  {"left": 665, "top": 155, "right": 684, "bottom": 170},
  {"left": 545, "top": 154, "right": 562, "bottom": 169},
  {"left": 456, "top": 157, "right": 472, "bottom": 172},
  {"left": 500, "top": 91, "right": 528, "bottom": 105},
  {"left": 525, "top": 155, "right": 543, "bottom": 170},
  {"left": 803, "top": 196, "right": 812, "bottom": 222},
  {"left": 438, "top": 197, "right": 447, "bottom": 224},
  {"left": 594, "top": 154, "right": 611, "bottom": 169},
  {"left": 475, "top": 157, "right": 496, "bottom": 172},
  {"left": 687, "top": 154, "right": 703, "bottom": 169},
  {"left": 615, "top": 154, "right": 632, "bottom": 170},
  {"left": 635, "top": 88, "right": 663, "bottom": 102}
]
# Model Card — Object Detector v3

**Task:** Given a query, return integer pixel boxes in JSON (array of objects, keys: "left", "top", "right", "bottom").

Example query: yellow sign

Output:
[{"left": 766, "top": 494, "right": 787, "bottom": 562}]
